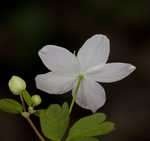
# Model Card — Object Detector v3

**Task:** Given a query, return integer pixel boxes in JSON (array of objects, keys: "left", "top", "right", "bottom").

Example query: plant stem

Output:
[
  {"left": 26, "top": 117, "right": 45, "bottom": 141},
  {"left": 20, "top": 94, "right": 26, "bottom": 112},
  {"left": 20, "top": 93, "right": 45, "bottom": 141},
  {"left": 69, "top": 74, "right": 84, "bottom": 114}
]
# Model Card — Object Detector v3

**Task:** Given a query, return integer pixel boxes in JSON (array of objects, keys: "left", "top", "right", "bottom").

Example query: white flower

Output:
[{"left": 35, "top": 34, "right": 136, "bottom": 112}]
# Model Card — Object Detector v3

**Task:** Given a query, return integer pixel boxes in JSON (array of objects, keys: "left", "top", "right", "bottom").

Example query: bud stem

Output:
[
  {"left": 20, "top": 93, "right": 45, "bottom": 141},
  {"left": 20, "top": 94, "right": 26, "bottom": 112},
  {"left": 69, "top": 74, "right": 84, "bottom": 114}
]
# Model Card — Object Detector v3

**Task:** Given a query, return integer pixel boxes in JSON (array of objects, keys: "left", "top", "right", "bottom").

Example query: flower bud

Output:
[
  {"left": 28, "top": 106, "right": 35, "bottom": 114},
  {"left": 31, "top": 95, "right": 42, "bottom": 106},
  {"left": 8, "top": 76, "right": 26, "bottom": 95}
]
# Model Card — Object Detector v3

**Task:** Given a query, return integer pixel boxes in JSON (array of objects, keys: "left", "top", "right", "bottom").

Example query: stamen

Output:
[{"left": 73, "top": 50, "right": 76, "bottom": 56}]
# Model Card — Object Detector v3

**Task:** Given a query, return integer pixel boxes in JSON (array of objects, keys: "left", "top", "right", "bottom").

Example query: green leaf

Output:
[
  {"left": 94, "top": 121, "right": 115, "bottom": 135},
  {"left": 40, "top": 104, "right": 70, "bottom": 141},
  {"left": 70, "top": 137, "right": 99, "bottom": 141},
  {"left": 0, "top": 98, "right": 23, "bottom": 114},
  {"left": 22, "top": 90, "right": 32, "bottom": 106},
  {"left": 62, "top": 102, "right": 69, "bottom": 114},
  {"left": 67, "top": 113, "right": 114, "bottom": 140}
]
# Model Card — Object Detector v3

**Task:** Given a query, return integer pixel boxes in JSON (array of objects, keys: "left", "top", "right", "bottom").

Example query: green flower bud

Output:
[
  {"left": 8, "top": 76, "right": 26, "bottom": 95},
  {"left": 31, "top": 95, "right": 42, "bottom": 106},
  {"left": 28, "top": 106, "right": 35, "bottom": 114}
]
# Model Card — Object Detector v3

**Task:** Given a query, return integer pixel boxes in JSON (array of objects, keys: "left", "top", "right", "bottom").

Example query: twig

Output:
[{"left": 20, "top": 94, "right": 45, "bottom": 141}]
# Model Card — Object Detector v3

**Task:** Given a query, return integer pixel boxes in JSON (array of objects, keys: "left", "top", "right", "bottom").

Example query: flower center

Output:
[
  {"left": 73, "top": 50, "right": 77, "bottom": 57},
  {"left": 78, "top": 73, "right": 84, "bottom": 79}
]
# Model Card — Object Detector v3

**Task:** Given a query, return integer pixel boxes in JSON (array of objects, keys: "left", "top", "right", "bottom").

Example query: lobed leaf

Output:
[
  {"left": 40, "top": 103, "right": 69, "bottom": 141},
  {"left": 67, "top": 113, "right": 115, "bottom": 140}
]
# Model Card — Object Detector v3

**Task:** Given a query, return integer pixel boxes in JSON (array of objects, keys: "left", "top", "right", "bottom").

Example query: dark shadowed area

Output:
[{"left": 0, "top": 0, "right": 150, "bottom": 141}]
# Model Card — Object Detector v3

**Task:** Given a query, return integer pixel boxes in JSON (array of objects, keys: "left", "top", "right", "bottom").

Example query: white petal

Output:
[
  {"left": 39, "top": 45, "right": 80, "bottom": 74},
  {"left": 87, "top": 63, "right": 136, "bottom": 83},
  {"left": 72, "top": 78, "right": 106, "bottom": 112},
  {"left": 35, "top": 72, "right": 76, "bottom": 94},
  {"left": 77, "top": 34, "right": 110, "bottom": 71}
]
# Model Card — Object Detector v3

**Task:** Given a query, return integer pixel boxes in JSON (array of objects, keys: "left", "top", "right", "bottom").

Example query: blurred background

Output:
[{"left": 0, "top": 0, "right": 150, "bottom": 141}]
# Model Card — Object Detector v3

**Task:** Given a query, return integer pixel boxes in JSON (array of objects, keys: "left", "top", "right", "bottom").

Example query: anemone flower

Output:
[{"left": 35, "top": 34, "right": 136, "bottom": 112}]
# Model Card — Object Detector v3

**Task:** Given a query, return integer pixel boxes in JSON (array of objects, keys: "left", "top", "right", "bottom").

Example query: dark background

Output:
[{"left": 0, "top": 0, "right": 150, "bottom": 141}]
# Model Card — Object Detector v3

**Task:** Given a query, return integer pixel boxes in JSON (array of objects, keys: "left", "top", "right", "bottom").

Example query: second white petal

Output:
[
  {"left": 87, "top": 63, "right": 136, "bottom": 83},
  {"left": 35, "top": 72, "right": 76, "bottom": 94},
  {"left": 77, "top": 34, "right": 110, "bottom": 71},
  {"left": 39, "top": 45, "right": 80, "bottom": 74},
  {"left": 72, "top": 78, "right": 106, "bottom": 113}
]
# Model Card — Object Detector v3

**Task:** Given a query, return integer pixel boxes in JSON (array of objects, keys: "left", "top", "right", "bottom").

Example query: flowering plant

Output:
[{"left": 0, "top": 34, "right": 135, "bottom": 141}]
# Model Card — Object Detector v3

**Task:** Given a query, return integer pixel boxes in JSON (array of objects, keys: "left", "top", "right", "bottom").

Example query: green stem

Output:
[
  {"left": 20, "top": 94, "right": 26, "bottom": 112},
  {"left": 26, "top": 117, "right": 45, "bottom": 141},
  {"left": 69, "top": 74, "right": 84, "bottom": 114},
  {"left": 20, "top": 93, "right": 46, "bottom": 141}
]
